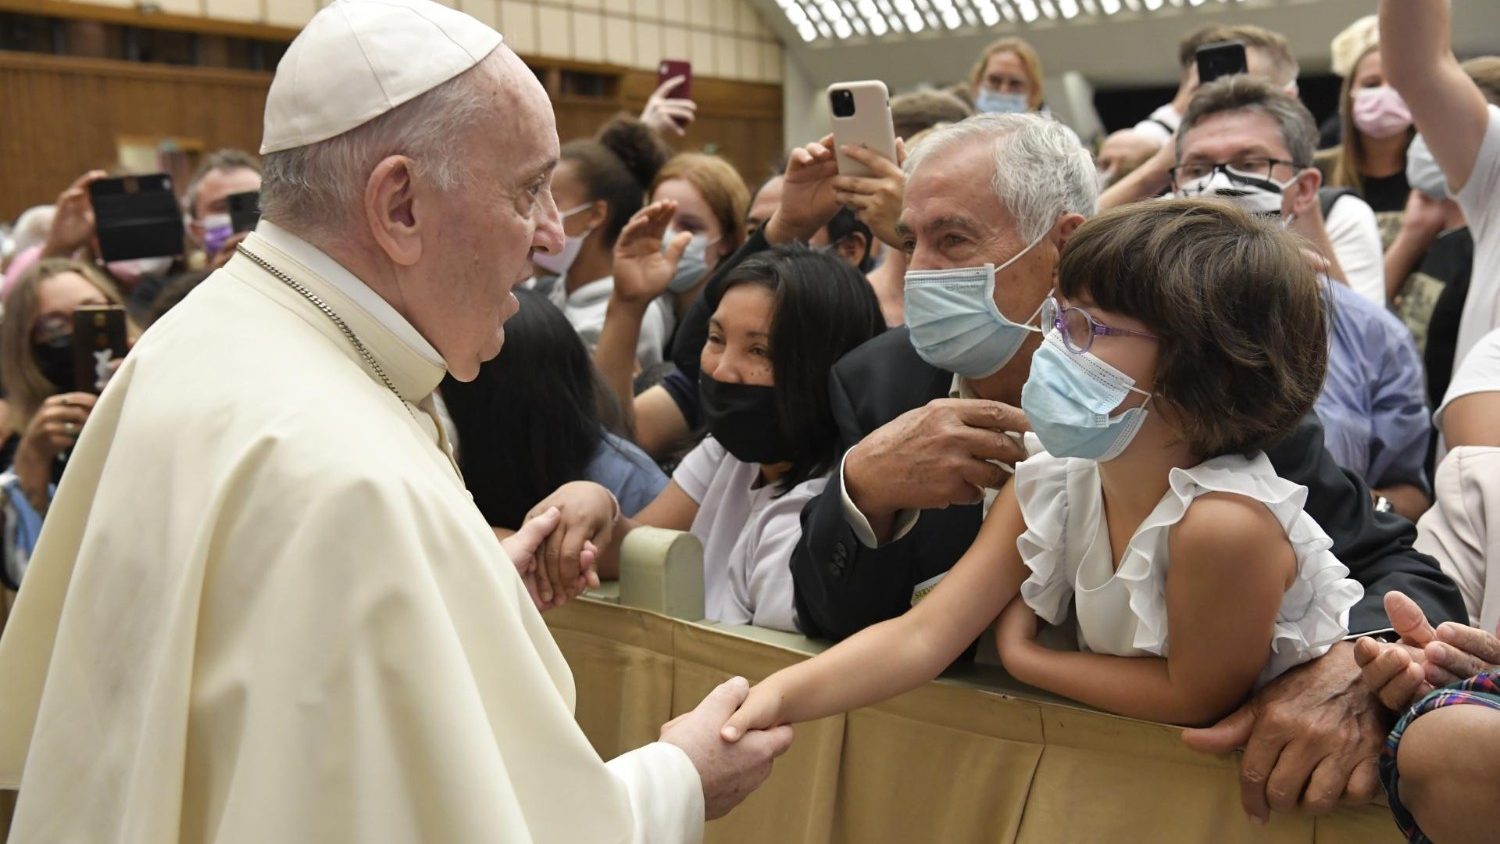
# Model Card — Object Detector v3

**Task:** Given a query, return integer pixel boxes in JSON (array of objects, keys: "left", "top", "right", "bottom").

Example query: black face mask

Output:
[
  {"left": 33, "top": 336, "right": 75, "bottom": 393},
  {"left": 699, "top": 376, "right": 797, "bottom": 465}
]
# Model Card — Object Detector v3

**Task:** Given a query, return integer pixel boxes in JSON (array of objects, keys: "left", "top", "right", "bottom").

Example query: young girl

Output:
[
  {"left": 722, "top": 199, "right": 1365, "bottom": 736},
  {"left": 532, "top": 211, "right": 885, "bottom": 629}
]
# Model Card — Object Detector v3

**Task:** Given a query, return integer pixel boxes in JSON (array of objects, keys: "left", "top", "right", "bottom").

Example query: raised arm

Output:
[
  {"left": 1379, "top": 0, "right": 1490, "bottom": 192},
  {"left": 725, "top": 481, "right": 1032, "bottom": 738}
]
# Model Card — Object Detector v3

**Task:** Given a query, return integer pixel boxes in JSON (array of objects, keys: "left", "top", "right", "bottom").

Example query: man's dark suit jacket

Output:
[{"left": 791, "top": 327, "right": 1468, "bottom": 642}]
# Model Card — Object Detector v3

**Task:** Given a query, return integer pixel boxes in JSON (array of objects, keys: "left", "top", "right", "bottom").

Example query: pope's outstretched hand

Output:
[{"left": 502, "top": 506, "right": 599, "bottom": 611}]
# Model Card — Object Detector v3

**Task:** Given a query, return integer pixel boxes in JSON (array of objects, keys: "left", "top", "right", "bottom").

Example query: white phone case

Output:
[{"left": 828, "top": 80, "right": 898, "bottom": 179}]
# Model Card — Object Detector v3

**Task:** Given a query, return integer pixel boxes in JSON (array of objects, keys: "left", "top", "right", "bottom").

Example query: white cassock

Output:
[{"left": 0, "top": 223, "right": 703, "bottom": 842}]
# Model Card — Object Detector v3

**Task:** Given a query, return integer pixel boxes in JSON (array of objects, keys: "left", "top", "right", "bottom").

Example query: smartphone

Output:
[
  {"left": 828, "top": 81, "right": 898, "bottom": 179},
  {"left": 72, "top": 305, "right": 128, "bottom": 395},
  {"left": 657, "top": 59, "right": 692, "bottom": 129},
  {"left": 228, "top": 190, "right": 261, "bottom": 234},
  {"left": 657, "top": 59, "right": 692, "bottom": 100},
  {"left": 88, "top": 173, "right": 184, "bottom": 262},
  {"left": 1196, "top": 41, "right": 1249, "bottom": 85}
]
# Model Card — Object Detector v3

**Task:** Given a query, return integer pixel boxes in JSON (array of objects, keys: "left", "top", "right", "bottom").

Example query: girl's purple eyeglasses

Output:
[{"left": 1040, "top": 296, "right": 1158, "bottom": 355}]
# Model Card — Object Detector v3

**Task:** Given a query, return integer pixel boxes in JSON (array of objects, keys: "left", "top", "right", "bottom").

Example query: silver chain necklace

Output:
[{"left": 235, "top": 244, "right": 410, "bottom": 412}]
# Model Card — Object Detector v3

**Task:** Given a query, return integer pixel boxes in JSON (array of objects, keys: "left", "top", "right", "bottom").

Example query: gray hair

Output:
[
  {"left": 1177, "top": 76, "right": 1318, "bottom": 168},
  {"left": 259, "top": 49, "right": 504, "bottom": 239},
  {"left": 903, "top": 113, "right": 1099, "bottom": 244},
  {"left": 182, "top": 149, "right": 261, "bottom": 220}
]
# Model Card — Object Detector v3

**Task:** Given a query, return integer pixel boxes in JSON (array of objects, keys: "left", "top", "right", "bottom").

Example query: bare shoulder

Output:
[{"left": 1169, "top": 491, "right": 1297, "bottom": 587}]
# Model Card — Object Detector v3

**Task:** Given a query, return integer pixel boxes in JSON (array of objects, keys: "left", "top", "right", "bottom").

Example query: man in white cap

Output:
[{"left": 0, "top": 0, "right": 791, "bottom": 840}]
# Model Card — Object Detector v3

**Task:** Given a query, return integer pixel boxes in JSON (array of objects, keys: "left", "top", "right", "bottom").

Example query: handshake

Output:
[{"left": 660, "top": 677, "right": 795, "bottom": 820}]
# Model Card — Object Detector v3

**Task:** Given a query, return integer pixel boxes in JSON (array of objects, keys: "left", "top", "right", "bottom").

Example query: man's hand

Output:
[
  {"left": 639, "top": 75, "right": 697, "bottom": 137},
  {"left": 660, "top": 677, "right": 796, "bottom": 820},
  {"left": 843, "top": 399, "right": 1029, "bottom": 541},
  {"left": 831, "top": 140, "right": 907, "bottom": 250},
  {"left": 524, "top": 482, "right": 618, "bottom": 606},
  {"left": 501, "top": 507, "right": 599, "bottom": 611},
  {"left": 1424, "top": 620, "right": 1500, "bottom": 687},
  {"left": 1181, "top": 642, "right": 1386, "bottom": 824},
  {"left": 612, "top": 200, "right": 690, "bottom": 307},
  {"left": 42, "top": 170, "right": 106, "bottom": 258},
  {"left": 764, "top": 134, "right": 843, "bottom": 245}
]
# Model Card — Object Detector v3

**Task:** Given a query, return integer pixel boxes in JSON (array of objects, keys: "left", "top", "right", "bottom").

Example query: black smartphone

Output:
[
  {"left": 88, "top": 174, "right": 185, "bottom": 262},
  {"left": 72, "top": 305, "right": 128, "bottom": 395},
  {"left": 1196, "top": 41, "right": 1249, "bottom": 85},
  {"left": 228, "top": 190, "right": 261, "bottom": 234}
]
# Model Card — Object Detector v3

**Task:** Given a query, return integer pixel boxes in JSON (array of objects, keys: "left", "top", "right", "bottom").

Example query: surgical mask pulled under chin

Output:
[
  {"left": 1021, "top": 332, "right": 1153, "bottom": 462},
  {"left": 532, "top": 203, "right": 593, "bottom": 277},
  {"left": 904, "top": 228, "right": 1048, "bottom": 379},
  {"left": 1176, "top": 168, "right": 1294, "bottom": 222},
  {"left": 1406, "top": 134, "right": 1450, "bottom": 200},
  {"left": 976, "top": 90, "right": 1029, "bottom": 115},
  {"left": 664, "top": 228, "right": 717, "bottom": 294}
]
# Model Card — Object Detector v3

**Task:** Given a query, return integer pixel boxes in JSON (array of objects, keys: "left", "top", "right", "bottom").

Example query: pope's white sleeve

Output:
[{"left": 605, "top": 742, "right": 705, "bottom": 844}]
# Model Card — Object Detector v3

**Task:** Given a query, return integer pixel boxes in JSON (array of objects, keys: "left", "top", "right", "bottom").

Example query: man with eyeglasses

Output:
[
  {"left": 787, "top": 111, "right": 1464, "bottom": 827},
  {"left": 1168, "top": 76, "right": 1431, "bottom": 523},
  {"left": 1102, "top": 81, "right": 1388, "bottom": 310}
]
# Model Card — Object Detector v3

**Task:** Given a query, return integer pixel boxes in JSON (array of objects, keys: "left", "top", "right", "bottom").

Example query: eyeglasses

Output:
[
  {"left": 1040, "top": 296, "right": 1157, "bottom": 354},
  {"left": 1169, "top": 159, "right": 1304, "bottom": 193}
]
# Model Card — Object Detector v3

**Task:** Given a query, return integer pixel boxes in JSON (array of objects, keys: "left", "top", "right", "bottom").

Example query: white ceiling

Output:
[{"left": 752, "top": 0, "right": 1500, "bottom": 89}]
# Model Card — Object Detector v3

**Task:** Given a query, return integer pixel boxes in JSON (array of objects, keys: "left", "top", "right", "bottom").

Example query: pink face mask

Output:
[{"left": 1352, "top": 85, "right": 1413, "bottom": 140}]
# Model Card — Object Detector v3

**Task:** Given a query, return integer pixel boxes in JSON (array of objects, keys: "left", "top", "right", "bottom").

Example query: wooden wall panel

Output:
[
  {"left": 1, "top": 54, "right": 785, "bottom": 223},
  {"left": 0, "top": 53, "right": 270, "bottom": 221}
]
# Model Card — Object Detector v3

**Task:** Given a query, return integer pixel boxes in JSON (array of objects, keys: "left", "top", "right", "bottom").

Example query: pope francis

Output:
[{"left": 0, "top": 0, "right": 793, "bottom": 840}]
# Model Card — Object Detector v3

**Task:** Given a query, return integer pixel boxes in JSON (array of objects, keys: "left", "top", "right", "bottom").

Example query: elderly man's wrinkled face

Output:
[
  {"left": 897, "top": 141, "right": 1058, "bottom": 333},
  {"left": 406, "top": 48, "right": 564, "bottom": 382}
]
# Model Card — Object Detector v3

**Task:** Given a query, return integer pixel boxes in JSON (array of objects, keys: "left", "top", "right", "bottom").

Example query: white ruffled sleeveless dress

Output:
[{"left": 1013, "top": 449, "right": 1365, "bottom": 688}]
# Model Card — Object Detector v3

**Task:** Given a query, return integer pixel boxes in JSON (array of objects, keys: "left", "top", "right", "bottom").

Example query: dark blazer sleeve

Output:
[
  {"left": 790, "top": 333, "right": 982, "bottom": 641},
  {"left": 1265, "top": 414, "right": 1467, "bottom": 632}
]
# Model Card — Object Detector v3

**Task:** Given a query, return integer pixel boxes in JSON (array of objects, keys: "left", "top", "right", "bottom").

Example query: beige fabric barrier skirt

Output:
[{"left": 546, "top": 598, "right": 1400, "bottom": 844}]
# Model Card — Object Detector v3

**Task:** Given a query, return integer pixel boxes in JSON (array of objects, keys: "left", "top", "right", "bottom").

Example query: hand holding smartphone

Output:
[
  {"left": 72, "top": 306, "right": 128, "bottom": 395},
  {"left": 827, "top": 81, "right": 898, "bottom": 179}
]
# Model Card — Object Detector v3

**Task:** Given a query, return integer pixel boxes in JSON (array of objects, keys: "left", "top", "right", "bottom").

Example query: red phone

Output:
[{"left": 657, "top": 59, "right": 692, "bottom": 101}]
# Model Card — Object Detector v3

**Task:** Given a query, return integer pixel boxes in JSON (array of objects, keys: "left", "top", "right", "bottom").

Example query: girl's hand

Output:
[
  {"left": 720, "top": 679, "right": 786, "bottom": 742},
  {"left": 994, "top": 596, "right": 1041, "bottom": 676},
  {"left": 612, "top": 200, "right": 690, "bottom": 307},
  {"left": 20, "top": 392, "right": 96, "bottom": 463}
]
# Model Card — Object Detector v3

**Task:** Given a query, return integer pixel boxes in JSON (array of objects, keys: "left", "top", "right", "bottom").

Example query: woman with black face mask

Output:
[
  {"left": 527, "top": 236, "right": 884, "bottom": 630},
  {"left": 0, "top": 258, "right": 137, "bottom": 591}
]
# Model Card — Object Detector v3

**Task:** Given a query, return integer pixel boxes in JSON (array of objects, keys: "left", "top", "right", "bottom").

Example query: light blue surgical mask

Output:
[
  {"left": 976, "top": 90, "right": 1029, "bottom": 115},
  {"left": 904, "top": 228, "right": 1049, "bottom": 378},
  {"left": 1406, "top": 134, "right": 1450, "bottom": 200},
  {"left": 664, "top": 228, "right": 717, "bottom": 293},
  {"left": 1021, "top": 332, "right": 1153, "bottom": 462}
]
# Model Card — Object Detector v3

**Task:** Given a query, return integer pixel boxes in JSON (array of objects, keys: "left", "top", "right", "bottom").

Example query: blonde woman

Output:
[{"left": 0, "top": 258, "right": 138, "bottom": 588}]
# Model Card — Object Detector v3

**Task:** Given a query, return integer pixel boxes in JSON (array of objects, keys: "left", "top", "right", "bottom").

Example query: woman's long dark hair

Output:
[
  {"left": 710, "top": 245, "right": 885, "bottom": 494},
  {"left": 442, "top": 289, "right": 626, "bottom": 529}
]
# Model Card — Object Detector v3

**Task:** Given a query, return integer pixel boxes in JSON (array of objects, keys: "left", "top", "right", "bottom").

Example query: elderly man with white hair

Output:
[{"left": 0, "top": 1, "right": 790, "bottom": 841}]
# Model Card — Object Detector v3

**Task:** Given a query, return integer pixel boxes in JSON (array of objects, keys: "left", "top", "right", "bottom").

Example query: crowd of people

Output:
[{"left": 0, "top": 0, "right": 1498, "bottom": 840}]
